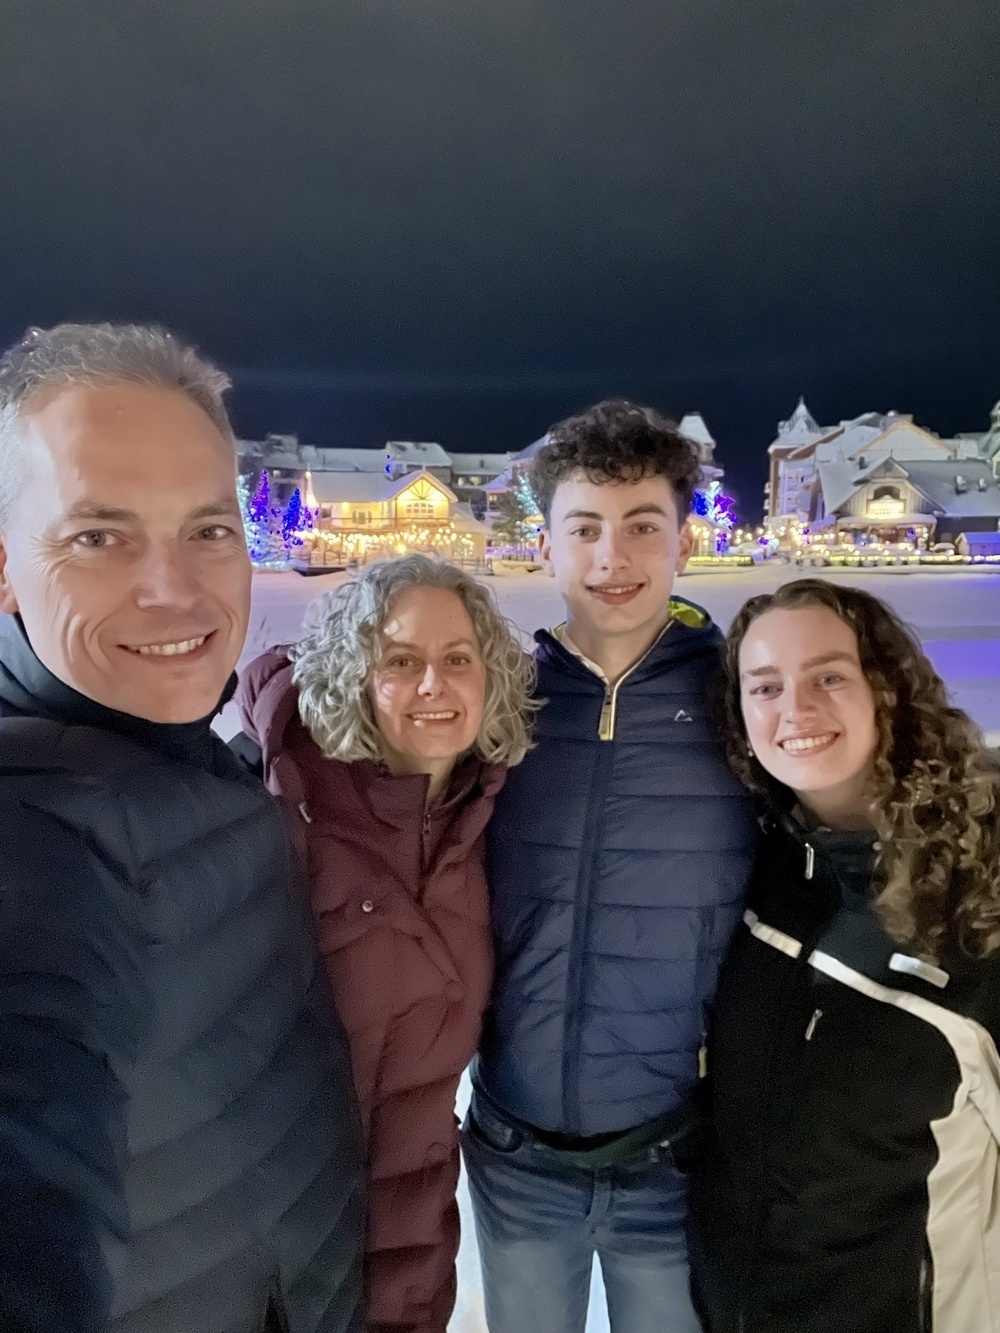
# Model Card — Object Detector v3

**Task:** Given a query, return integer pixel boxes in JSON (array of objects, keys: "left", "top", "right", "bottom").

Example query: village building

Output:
[
  {"left": 447, "top": 452, "right": 512, "bottom": 515},
  {"left": 297, "top": 468, "right": 490, "bottom": 569},
  {"left": 766, "top": 399, "right": 1000, "bottom": 547}
]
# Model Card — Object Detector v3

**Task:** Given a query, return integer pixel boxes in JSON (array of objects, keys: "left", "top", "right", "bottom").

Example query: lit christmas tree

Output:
[
  {"left": 282, "top": 488, "right": 304, "bottom": 543},
  {"left": 491, "top": 467, "right": 541, "bottom": 552},
  {"left": 236, "top": 473, "right": 255, "bottom": 551},
  {"left": 693, "top": 481, "right": 738, "bottom": 554},
  {"left": 243, "top": 470, "right": 291, "bottom": 569}
]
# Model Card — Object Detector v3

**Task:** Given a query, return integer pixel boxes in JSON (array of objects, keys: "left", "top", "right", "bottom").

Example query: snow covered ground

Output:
[
  {"left": 220, "top": 563, "right": 1000, "bottom": 745},
  {"left": 219, "top": 562, "right": 1000, "bottom": 1332}
]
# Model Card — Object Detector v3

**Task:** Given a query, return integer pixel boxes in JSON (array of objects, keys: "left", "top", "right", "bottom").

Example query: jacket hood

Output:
[
  {"left": 236, "top": 644, "right": 300, "bottom": 757},
  {"left": 535, "top": 594, "right": 723, "bottom": 682}
]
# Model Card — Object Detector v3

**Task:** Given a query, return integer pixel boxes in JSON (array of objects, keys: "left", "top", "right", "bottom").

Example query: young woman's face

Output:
[
  {"left": 369, "top": 586, "right": 487, "bottom": 773},
  {"left": 738, "top": 604, "right": 879, "bottom": 819}
]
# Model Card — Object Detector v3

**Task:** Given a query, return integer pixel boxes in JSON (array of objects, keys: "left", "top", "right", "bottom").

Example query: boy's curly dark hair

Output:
[
  {"left": 528, "top": 398, "right": 702, "bottom": 523},
  {"left": 723, "top": 578, "right": 1000, "bottom": 964}
]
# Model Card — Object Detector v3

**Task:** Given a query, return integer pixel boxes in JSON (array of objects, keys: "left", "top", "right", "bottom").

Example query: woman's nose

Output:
[{"left": 417, "top": 664, "right": 444, "bottom": 696}]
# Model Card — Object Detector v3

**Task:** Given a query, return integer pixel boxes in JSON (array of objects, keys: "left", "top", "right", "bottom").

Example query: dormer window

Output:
[{"left": 955, "top": 474, "right": 968, "bottom": 494}]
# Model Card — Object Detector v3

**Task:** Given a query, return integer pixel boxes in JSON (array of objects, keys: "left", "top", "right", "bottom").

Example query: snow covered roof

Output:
[
  {"left": 818, "top": 456, "right": 1000, "bottom": 519},
  {"left": 771, "top": 397, "right": 824, "bottom": 450},
  {"left": 386, "top": 440, "right": 452, "bottom": 468},
  {"left": 448, "top": 453, "right": 511, "bottom": 475},
  {"left": 818, "top": 462, "right": 873, "bottom": 515},
  {"left": 309, "top": 468, "right": 456, "bottom": 505},
  {"left": 451, "top": 502, "right": 491, "bottom": 533},
  {"left": 850, "top": 420, "right": 951, "bottom": 462},
  {"left": 678, "top": 412, "right": 715, "bottom": 448},
  {"left": 299, "top": 446, "right": 390, "bottom": 473},
  {"left": 902, "top": 461, "right": 1000, "bottom": 517},
  {"left": 511, "top": 434, "right": 550, "bottom": 462},
  {"left": 236, "top": 437, "right": 303, "bottom": 467}
]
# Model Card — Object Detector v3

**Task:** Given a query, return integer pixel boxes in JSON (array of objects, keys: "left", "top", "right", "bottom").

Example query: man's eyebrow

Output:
[
  {"left": 188, "top": 500, "right": 243, "bottom": 521},
  {"left": 741, "top": 650, "right": 857, "bottom": 679},
  {"left": 63, "top": 502, "right": 138, "bottom": 523},
  {"left": 561, "top": 509, "right": 604, "bottom": 521},
  {"left": 61, "top": 499, "right": 241, "bottom": 524}
]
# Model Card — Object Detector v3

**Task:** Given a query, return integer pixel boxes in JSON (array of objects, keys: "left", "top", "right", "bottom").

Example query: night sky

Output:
[{"left": 2, "top": 1, "right": 997, "bottom": 517}]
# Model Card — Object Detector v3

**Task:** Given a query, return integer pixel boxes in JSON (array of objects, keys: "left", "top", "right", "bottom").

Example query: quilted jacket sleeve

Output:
[{"left": 0, "top": 802, "right": 151, "bottom": 1333}]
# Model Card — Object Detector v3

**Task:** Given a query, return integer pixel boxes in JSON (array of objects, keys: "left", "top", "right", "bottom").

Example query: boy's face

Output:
[{"left": 538, "top": 470, "right": 693, "bottom": 643}]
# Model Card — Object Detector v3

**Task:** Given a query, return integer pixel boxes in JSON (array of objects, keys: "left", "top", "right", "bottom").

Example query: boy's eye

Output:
[{"left": 749, "top": 683, "right": 780, "bottom": 697}]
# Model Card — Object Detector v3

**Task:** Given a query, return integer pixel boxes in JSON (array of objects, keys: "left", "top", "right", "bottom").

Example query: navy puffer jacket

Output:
[
  {"left": 0, "top": 615, "right": 364, "bottom": 1333},
  {"left": 478, "top": 599, "right": 756, "bottom": 1137}
]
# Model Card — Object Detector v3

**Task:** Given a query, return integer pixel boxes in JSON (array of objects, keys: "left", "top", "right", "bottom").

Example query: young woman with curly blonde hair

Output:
[
  {"left": 234, "top": 555, "right": 537, "bottom": 1333},
  {"left": 689, "top": 579, "right": 1000, "bottom": 1333}
]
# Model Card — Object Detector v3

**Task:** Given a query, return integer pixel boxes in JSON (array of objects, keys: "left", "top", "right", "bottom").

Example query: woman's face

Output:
[
  {"left": 369, "top": 586, "right": 487, "bottom": 775},
  {"left": 738, "top": 604, "right": 879, "bottom": 824}
]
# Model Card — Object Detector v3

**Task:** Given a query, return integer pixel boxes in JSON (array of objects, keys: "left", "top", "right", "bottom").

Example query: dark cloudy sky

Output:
[{"left": 2, "top": 1, "right": 997, "bottom": 515}]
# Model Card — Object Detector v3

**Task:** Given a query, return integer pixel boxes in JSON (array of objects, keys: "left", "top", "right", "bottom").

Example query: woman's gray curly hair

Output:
[{"left": 289, "top": 554, "right": 539, "bottom": 767}]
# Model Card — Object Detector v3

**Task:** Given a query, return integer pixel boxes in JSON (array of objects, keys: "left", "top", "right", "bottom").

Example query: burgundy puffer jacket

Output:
[{"left": 238, "top": 648, "right": 504, "bottom": 1333}]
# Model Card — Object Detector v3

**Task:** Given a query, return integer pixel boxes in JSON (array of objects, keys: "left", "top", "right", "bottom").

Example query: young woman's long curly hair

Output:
[{"left": 723, "top": 579, "right": 1000, "bottom": 964}]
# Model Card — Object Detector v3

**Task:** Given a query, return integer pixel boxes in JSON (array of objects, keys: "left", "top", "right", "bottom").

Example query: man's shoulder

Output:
[{"left": 0, "top": 713, "right": 157, "bottom": 782}]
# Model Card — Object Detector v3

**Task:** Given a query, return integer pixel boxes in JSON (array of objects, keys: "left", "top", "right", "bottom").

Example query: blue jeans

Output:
[{"left": 462, "top": 1092, "right": 702, "bottom": 1333}]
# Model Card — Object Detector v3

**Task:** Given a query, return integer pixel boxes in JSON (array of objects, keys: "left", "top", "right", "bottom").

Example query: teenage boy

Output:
[{"left": 463, "top": 400, "right": 756, "bottom": 1333}]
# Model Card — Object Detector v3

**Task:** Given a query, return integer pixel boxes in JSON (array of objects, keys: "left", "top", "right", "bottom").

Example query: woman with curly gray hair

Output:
[
  {"left": 690, "top": 579, "right": 1000, "bottom": 1333},
  {"left": 236, "top": 554, "right": 536, "bottom": 1333}
]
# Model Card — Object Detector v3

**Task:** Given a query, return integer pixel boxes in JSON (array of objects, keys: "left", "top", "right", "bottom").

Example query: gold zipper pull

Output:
[
  {"left": 805, "top": 1008, "right": 823, "bottom": 1041},
  {"left": 698, "top": 1042, "right": 708, "bottom": 1078},
  {"left": 599, "top": 690, "right": 614, "bottom": 741}
]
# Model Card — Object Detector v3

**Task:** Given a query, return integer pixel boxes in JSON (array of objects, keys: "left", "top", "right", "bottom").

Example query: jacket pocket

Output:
[{"left": 462, "top": 1107, "right": 523, "bottom": 1155}]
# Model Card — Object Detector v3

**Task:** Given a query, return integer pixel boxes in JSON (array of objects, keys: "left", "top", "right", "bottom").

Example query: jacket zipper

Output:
[
  {"left": 597, "top": 625, "right": 673, "bottom": 741},
  {"left": 564, "top": 621, "right": 677, "bottom": 1127},
  {"left": 735, "top": 835, "right": 827, "bottom": 1331}
]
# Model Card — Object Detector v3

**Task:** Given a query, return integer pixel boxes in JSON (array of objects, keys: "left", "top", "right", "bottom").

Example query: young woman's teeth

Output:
[{"left": 781, "top": 733, "right": 835, "bottom": 752}]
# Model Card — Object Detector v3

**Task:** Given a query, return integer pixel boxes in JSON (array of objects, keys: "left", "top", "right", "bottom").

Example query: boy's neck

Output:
[{"left": 564, "top": 606, "right": 672, "bottom": 685}]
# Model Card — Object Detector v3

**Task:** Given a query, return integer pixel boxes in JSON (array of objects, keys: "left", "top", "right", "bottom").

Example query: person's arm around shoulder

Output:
[{"left": 0, "top": 802, "right": 152, "bottom": 1333}]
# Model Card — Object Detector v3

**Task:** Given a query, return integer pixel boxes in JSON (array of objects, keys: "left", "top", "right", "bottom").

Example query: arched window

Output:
[
  {"left": 403, "top": 477, "right": 441, "bottom": 518},
  {"left": 867, "top": 485, "right": 904, "bottom": 517}
]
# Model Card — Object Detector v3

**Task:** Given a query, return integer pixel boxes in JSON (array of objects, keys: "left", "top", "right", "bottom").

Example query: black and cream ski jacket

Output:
[{"left": 690, "top": 806, "right": 1000, "bottom": 1333}]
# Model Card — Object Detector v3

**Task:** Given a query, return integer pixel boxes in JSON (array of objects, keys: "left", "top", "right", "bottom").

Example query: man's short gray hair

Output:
[
  {"left": 0, "top": 322, "right": 234, "bottom": 526},
  {"left": 290, "top": 554, "right": 539, "bottom": 768}
]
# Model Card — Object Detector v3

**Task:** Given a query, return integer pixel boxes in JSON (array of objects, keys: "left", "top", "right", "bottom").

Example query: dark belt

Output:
[{"left": 472, "top": 1083, "right": 706, "bottom": 1173}]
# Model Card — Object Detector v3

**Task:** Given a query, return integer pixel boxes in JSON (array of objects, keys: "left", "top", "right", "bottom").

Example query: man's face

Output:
[
  {"left": 0, "top": 382, "right": 251, "bottom": 723},
  {"left": 538, "top": 470, "right": 694, "bottom": 643}
]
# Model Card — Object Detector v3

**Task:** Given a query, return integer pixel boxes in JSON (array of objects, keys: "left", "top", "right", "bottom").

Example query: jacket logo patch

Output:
[{"left": 673, "top": 709, "right": 694, "bottom": 723}]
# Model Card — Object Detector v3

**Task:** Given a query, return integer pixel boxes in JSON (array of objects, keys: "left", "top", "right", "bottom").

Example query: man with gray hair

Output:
[{"left": 0, "top": 323, "right": 364, "bottom": 1333}]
